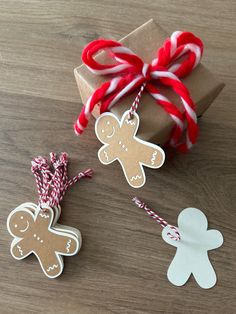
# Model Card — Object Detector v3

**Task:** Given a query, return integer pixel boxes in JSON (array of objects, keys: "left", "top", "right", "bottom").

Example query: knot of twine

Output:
[
  {"left": 31, "top": 152, "right": 93, "bottom": 210},
  {"left": 74, "top": 31, "right": 203, "bottom": 152},
  {"left": 132, "top": 197, "right": 180, "bottom": 241}
]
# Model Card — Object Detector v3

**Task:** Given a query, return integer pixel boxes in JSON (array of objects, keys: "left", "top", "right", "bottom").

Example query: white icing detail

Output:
[
  {"left": 20, "top": 220, "right": 29, "bottom": 233},
  {"left": 47, "top": 264, "right": 59, "bottom": 272},
  {"left": 20, "top": 216, "right": 23, "bottom": 220},
  {"left": 151, "top": 151, "right": 158, "bottom": 165},
  {"left": 125, "top": 119, "right": 135, "bottom": 126},
  {"left": 14, "top": 224, "right": 18, "bottom": 228},
  {"left": 66, "top": 239, "right": 72, "bottom": 253},
  {"left": 40, "top": 240, "right": 43, "bottom": 243},
  {"left": 33, "top": 234, "right": 36, "bottom": 237},
  {"left": 39, "top": 213, "right": 50, "bottom": 218},
  {"left": 118, "top": 140, "right": 128, "bottom": 151},
  {"left": 106, "top": 126, "right": 115, "bottom": 138},
  {"left": 103, "top": 150, "right": 109, "bottom": 161},
  {"left": 17, "top": 245, "right": 23, "bottom": 256},
  {"left": 37, "top": 237, "right": 40, "bottom": 240},
  {"left": 130, "top": 175, "right": 142, "bottom": 181}
]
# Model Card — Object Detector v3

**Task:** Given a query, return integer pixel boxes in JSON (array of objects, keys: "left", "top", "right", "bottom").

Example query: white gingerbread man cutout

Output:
[
  {"left": 162, "top": 207, "right": 223, "bottom": 289},
  {"left": 7, "top": 203, "right": 81, "bottom": 278},
  {"left": 95, "top": 110, "right": 165, "bottom": 188}
]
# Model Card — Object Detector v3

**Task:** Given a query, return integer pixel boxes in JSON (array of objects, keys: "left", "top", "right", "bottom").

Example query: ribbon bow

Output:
[{"left": 74, "top": 31, "right": 203, "bottom": 152}]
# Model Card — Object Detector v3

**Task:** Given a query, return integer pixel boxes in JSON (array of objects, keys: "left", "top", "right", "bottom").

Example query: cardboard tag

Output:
[
  {"left": 7, "top": 203, "right": 81, "bottom": 279},
  {"left": 95, "top": 110, "right": 165, "bottom": 188},
  {"left": 162, "top": 207, "right": 223, "bottom": 289}
]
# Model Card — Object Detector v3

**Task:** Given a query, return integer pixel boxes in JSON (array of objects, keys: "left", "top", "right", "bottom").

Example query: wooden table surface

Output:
[{"left": 0, "top": 1, "right": 235, "bottom": 313}]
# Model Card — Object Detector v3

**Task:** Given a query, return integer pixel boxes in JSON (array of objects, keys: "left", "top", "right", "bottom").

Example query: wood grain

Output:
[{"left": 0, "top": 1, "right": 235, "bottom": 313}]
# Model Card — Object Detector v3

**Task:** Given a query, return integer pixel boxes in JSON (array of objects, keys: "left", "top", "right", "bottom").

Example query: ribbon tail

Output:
[
  {"left": 74, "top": 81, "right": 111, "bottom": 135},
  {"left": 160, "top": 77, "right": 198, "bottom": 150},
  {"left": 146, "top": 83, "right": 185, "bottom": 148}
]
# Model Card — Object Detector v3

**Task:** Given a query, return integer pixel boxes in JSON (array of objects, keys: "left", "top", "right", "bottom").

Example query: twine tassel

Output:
[{"left": 31, "top": 153, "right": 93, "bottom": 210}]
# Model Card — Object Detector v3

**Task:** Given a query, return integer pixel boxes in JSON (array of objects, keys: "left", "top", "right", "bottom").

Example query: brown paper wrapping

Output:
[{"left": 74, "top": 19, "right": 224, "bottom": 145}]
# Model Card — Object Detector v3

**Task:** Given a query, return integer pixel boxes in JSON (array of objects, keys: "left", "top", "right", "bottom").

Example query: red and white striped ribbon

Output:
[
  {"left": 132, "top": 197, "right": 180, "bottom": 241},
  {"left": 31, "top": 152, "right": 93, "bottom": 210},
  {"left": 74, "top": 31, "right": 203, "bottom": 152}
]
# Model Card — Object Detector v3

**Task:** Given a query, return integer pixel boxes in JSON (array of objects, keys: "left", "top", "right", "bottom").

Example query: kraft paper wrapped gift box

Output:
[{"left": 74, "top": 19, "right": 224, "bottom": 145}]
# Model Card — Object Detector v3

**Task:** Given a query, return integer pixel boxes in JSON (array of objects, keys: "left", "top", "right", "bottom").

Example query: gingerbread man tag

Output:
[
  {"left": 95, "top": 110, "right": 165, "bottom": 188},
  {"left": 7, "top": 203, "right": 81, "bottom": 279},
  {"left": 162, "top": 207, "right": 224, "bottom": 289},
  {"left": 6, "top": 153, "right": 92, "bottom": 278},
  {"left": 133, "top": 198, "right": 224, "bottom": 289}
]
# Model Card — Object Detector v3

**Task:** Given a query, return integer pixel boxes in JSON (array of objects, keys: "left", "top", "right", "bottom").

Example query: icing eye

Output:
[
  {"left": 107, "top": 121, "right": 110, "bottom": 125},
  {"left": 14, "top": 224, "right": 18, "bottom": 228},
  {"left": 20, "top": 216, "right": 23, "bottom": 220},
  {"left": 33, "top": 234, "right": 36, "bottom": 238},
  {"left": 101, "top": 129, "right": 105, "bottom": 133}
]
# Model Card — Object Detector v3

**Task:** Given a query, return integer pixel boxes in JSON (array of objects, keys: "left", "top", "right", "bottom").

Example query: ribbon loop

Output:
[
  {"left": 82, "top": 39, "right": 144, "bottom": 75},
  {"left": 75, "top": 31, "right": 203, "bottom": 152}
]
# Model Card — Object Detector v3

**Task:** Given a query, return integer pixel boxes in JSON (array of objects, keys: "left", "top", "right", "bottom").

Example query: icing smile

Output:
[
  {"left": 20, "top": 220, "right": 30, "bottom": 233},
  {"left": 106, "top": 126, "right": 115, "bottom": 138}
]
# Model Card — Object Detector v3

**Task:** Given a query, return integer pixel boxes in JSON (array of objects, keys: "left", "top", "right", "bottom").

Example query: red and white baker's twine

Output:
[
  {"left": 132, "top": 197, "right": 180, "bottom": 241},
  {"left": 31, "top": 152, "right": 93, "bottom": 210},
  {"left": 74, "top": 31, "right": 203, "bottom": 152},
  {"left": 129, "top": 82, "right": 146, "bottom": 119}
]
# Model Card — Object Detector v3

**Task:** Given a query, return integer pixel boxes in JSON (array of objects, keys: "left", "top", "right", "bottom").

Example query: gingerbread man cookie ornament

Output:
[
  {"left": 162, "top": 207, "right": 223, "bottom": 289},
  {"left": 7, "top": 204, "right": 80, "bottom": 278},
  {"left": 95, "top": 110, "right": 165, "bottom": 188}
]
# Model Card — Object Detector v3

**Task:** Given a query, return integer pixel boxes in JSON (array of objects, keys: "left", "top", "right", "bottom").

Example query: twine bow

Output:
[{"left": 74, "top": 31, "right": 203, "bottom": 152}]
